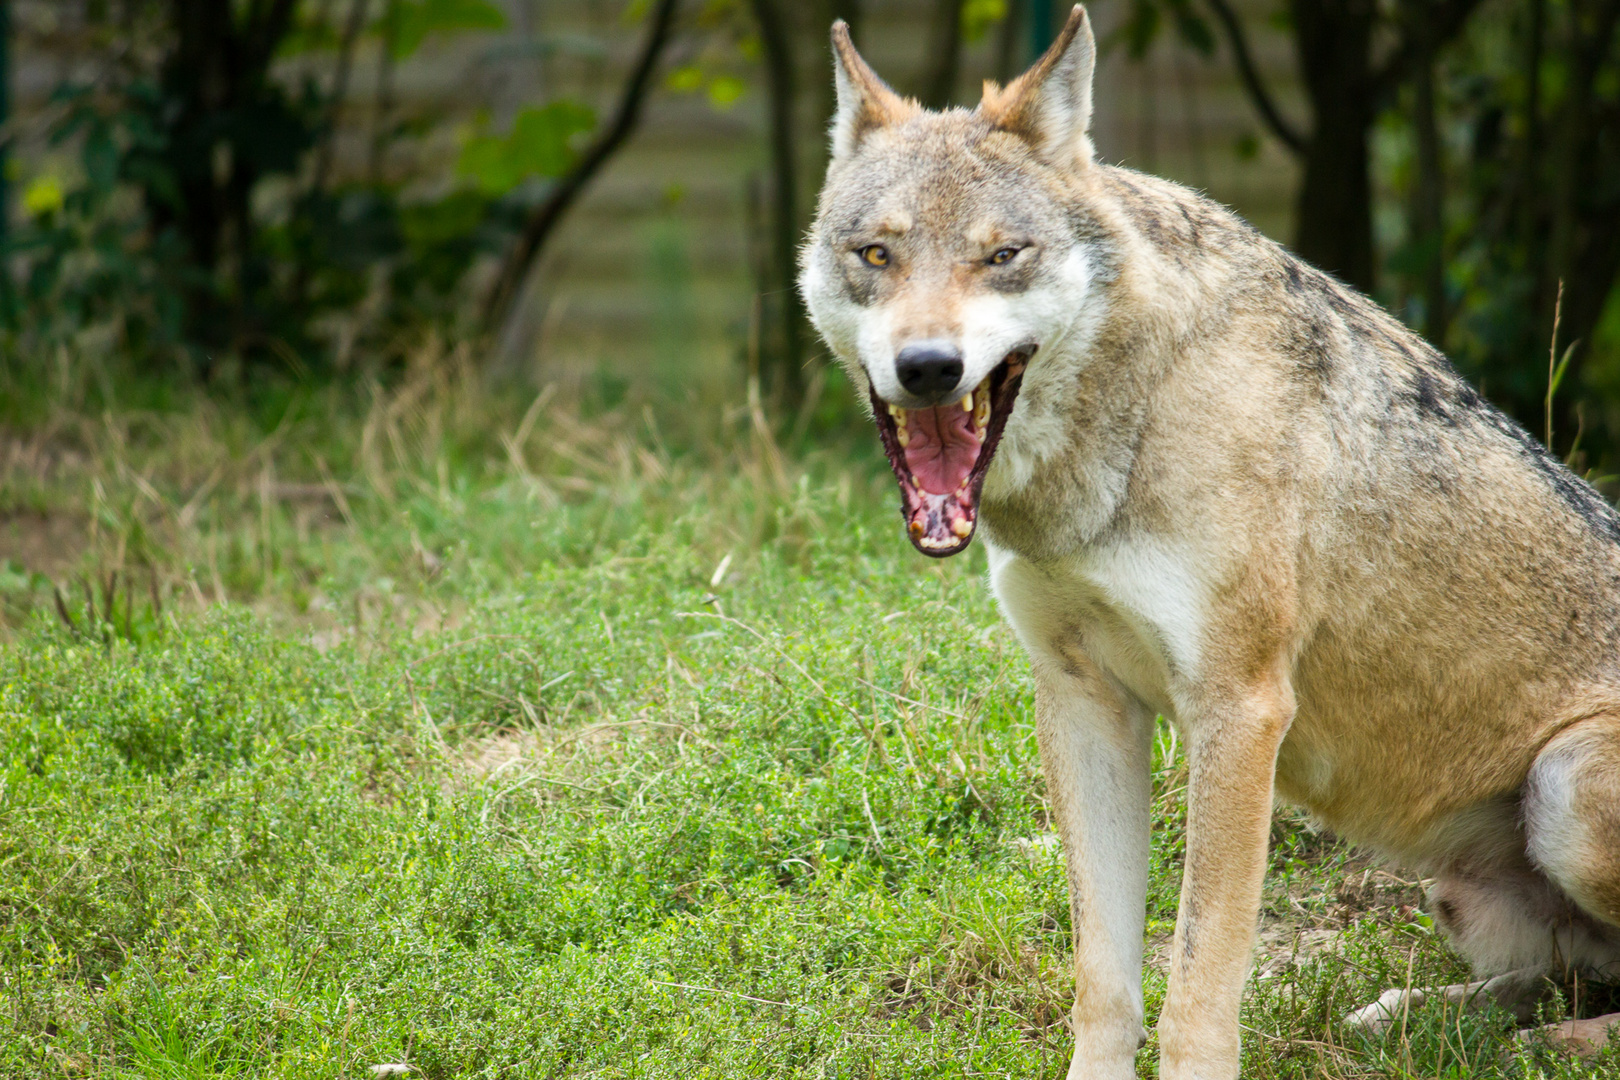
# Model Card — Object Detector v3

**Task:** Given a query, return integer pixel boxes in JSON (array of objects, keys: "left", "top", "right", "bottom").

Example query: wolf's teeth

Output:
[
  {"left": 909, "top": 520, "right": 925, "bottom": 538},
  {"left": 896, "top": 427, "right": 910, "bottom": 448},
  {"left": 973, "top": 397, "right": 990, "bottom": 430},
  {"left": 889, "top": 404, "right": 906, "bottom": 422},
  {"left": 951, "top": 518, "right": 972, "bottom": 538},
  {"left": 960, "top": 394, "right": 973, "bottom": 412}
]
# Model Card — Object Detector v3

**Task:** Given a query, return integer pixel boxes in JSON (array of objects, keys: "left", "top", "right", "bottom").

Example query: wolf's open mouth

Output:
[{"left": 870, "top": 347, "right": 1031, "bottom": 557}]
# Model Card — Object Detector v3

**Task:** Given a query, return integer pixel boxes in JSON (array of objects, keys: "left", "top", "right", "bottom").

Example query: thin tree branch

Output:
[
  {"left": 481, "top": 0, "right": 680, "bottom": 331},
  {"left": 748, "top": 0, "right": 804, "bottom": 397},
  {"left": 246, "top": 0, "right": 300, "bottom": 75},
  {"left": 994, "top": 0, "right": 1024, "bottom": 82},
  {"left": 1371, "top": 0, "right": 1485, "bottom": 101},
  {"left": 293, "top": 0, "right": 370, "bottom": 309},
  {"left": 310, "top": 0, "right": 369, "bottom": 196},
  {"left": 1403, "top": 0, "right": 1447, "bottom": 343},
  {"left": 244, "top": 0, "right": 271, "bottom": 34},
  {"left": 817, "top": 0, "right": 863, "bottom": 166},
  {"left": 828, "top": 0, "right": 861, "bottom": 42},
  {"left": 1203, "top": 0, "right": 1305, "bottom": 155},
  {"left": 918, "top": 0, "right": 966, "bottom": 108},
  {"left": 369, "top": 0, "right": 398, "bottom": 182}
]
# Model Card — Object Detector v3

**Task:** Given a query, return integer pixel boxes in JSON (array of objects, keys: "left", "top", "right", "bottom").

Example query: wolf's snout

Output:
[{"left": 894, "top": 344, "right": 965, "bottom": 401}]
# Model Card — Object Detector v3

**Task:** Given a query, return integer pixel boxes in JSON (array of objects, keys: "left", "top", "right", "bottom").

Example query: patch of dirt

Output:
[
  {"left": 880, "top": 927, "right": 1073, "bottom": 1044},
  {"left": 0, "top": 510, "right": 87, "bottom": 579},
  {"left": 459, "top": 728, "right": 549, "bottom": 776},
  {"left": 1252, "top": 926, "right": 1349, "bottom": 979},
  {"left": 451, "top": 711, "right": 704, "bottom": 793}
]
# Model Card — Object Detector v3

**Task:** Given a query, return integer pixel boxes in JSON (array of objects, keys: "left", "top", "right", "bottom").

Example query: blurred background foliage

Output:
[{"left": 0, "top": 0, "right": 1616, "bottom": 466}]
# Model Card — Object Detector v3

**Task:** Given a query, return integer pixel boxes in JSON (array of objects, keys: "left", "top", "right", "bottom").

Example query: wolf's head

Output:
[{"left": 800, "top": 6, "right": 1102, "bottom": 557}]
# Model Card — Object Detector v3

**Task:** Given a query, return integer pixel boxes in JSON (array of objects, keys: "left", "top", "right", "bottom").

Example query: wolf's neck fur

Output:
[{"left": 980, "top": 166, "right": 1236, "bottom": 561}]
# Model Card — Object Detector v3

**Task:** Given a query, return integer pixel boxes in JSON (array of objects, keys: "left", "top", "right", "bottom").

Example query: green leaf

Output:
[
  {"left": 665, "top": 65, "right": 705, "bottom": 93},
  {"left": 705, "top": 75, "right": 747, "bottom": 110},
  {"left": 1548, "top": 339, "right": 1578, "bottom": 400},
  {"left": 457, "top": 102, "right": 597, "bottom": 195},
  {"left": 1122, "top": 0, "right": 1160, "bottom": 59},
  {"left": 961, "top": 0, "right": 1007, "bottom": 44},
  {"left": 83, "top": 125, "right": 120, "bottom": 193},
  {"left": 22, "top": 176, "right": 65, "bottom": 218},
  {"left": 1161, "top": 0, "right": 1213, "bottom": 55},
  {"left": 391, "top": 0, "right": 508, "bottom": 60},
  {"left": 401, "top": 189, "right": 490, "bottom": 250}
]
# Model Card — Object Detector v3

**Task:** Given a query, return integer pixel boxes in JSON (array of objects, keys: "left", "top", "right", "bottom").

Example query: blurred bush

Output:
[
  {"left": 1128, "top": 0, "right": 1620, "bottom": 469},
  {"left": 0, "top": 0, "right": 598, "bottom": 385}
]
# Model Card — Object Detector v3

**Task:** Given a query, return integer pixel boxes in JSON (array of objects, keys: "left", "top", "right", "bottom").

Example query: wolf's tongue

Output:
[{"left": 903, "top": 405, "right": 982, "bottom": 495}]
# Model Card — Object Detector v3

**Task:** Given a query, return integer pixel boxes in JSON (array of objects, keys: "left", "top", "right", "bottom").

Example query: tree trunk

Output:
[
  {"left": 152, "top": 0, "right": 300, "bottom": 356},
  {"left": 1540, "top": 0, "right": 1620, "bottom": 453},
  {"left": 1290, "top": 0, "right": 1377, "bottom": 292},
  {"left": 749, "top": 0, "right": 805, "bottom": 403},
  {"left": 1405, "top": 1, "right": 1447, "bottom": 343},
  {"left": 370, "top": 0, "right": 399, "bottom": 183},
  {"left": 309, "top": 0, "right": 369, "bottom": 197},
  {"left": 995, "top": 0, "right": 1025, "bottom": 82},
  {"left": 826, "top": 0, "right": 862, "bottom": 49},
  {"left": 1026, "top": 0, "right": 1056, "bottom": 65},
  {"left": 816, "top": 0, "right": 863, "bottom": 174},
  {"left": 0, "top": 0, "right": 11, "bottom": 252},
  {"left": 918, "top": 0, "right": 966, "bottom": 107}
]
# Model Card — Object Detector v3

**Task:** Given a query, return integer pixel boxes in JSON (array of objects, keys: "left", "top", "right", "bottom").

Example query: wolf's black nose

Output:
[{"left": 895, "top": 345, "right": 964, "bottom": 399}]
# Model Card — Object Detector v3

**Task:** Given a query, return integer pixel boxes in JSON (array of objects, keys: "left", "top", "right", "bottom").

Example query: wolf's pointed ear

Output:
[
  {"left": 829, "top": 21, "right": 916, "bottom": 161},
  {"left": 980, "top": 5, "right": 1096, "bottom": 169}
]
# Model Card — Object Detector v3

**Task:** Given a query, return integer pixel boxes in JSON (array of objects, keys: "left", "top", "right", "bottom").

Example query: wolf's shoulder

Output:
[
  {"left": 1089, "top": 164, "right": 1275, "bottom": 256},
  {"left": 1087, "top": 166, "right": 1620, "bottom": 548}
]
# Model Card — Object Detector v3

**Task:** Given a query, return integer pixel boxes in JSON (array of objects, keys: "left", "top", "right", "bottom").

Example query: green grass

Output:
[{"left": 1, "top": 352, "right": 1616, "bottom": 1077}]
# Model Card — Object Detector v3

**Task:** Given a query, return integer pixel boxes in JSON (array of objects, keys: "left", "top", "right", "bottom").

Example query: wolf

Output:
[{"left": 798, "top": 7, "right": 1620, "bottom": 1078}]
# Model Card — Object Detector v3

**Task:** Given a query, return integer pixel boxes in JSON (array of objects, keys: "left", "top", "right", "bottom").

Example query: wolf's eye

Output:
[
  {"left": 988, "top": 247, "right": 1021, "bottom": 265},
  {"left": 858, "top": 245, "right": 889, "bottom": 267}
]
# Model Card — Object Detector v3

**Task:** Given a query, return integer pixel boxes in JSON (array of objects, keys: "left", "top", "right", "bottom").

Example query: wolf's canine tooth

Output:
[
  {"left": 951, "top": 518, "right": 972, "bottom": 538},
  {"left": 960, "top": 394, "right": 973, "bottom": 412}
]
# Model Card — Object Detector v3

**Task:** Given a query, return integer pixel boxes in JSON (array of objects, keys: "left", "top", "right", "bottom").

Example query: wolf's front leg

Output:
[
  {"left": 1155, "top": 681, "right": 1293, "bottom": 1080},
  {"left": 1035, "top": 656, "right": 1155, "bottom": 1080}
]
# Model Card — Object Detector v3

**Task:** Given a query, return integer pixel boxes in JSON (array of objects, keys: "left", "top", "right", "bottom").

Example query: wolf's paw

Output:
[{"left": 1342, "top": 987, "right": 1419, "bottom": 1035}]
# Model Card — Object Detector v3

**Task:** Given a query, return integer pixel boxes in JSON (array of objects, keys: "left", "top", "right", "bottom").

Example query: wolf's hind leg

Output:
[
  {"left": 1344, "top": 809, "right": 1617, "bottom": 1034},
  {"left": 1354, "top": 715, "right": 1620, "bottom": 1038},
  {"left": 1343, "top": 965, "right": 1548, "bottom": 1034},
  {"left": 1524, "top": 713, "right": 1620, "bottom": 935},
  {"left": 1518, "top": 713, "right": 1620, "bottom": 1054}
]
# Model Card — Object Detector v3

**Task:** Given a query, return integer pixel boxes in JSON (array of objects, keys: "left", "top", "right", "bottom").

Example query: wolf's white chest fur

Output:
[{"left": 985, "top": 535, "right": 1210, "bottom": 717}]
